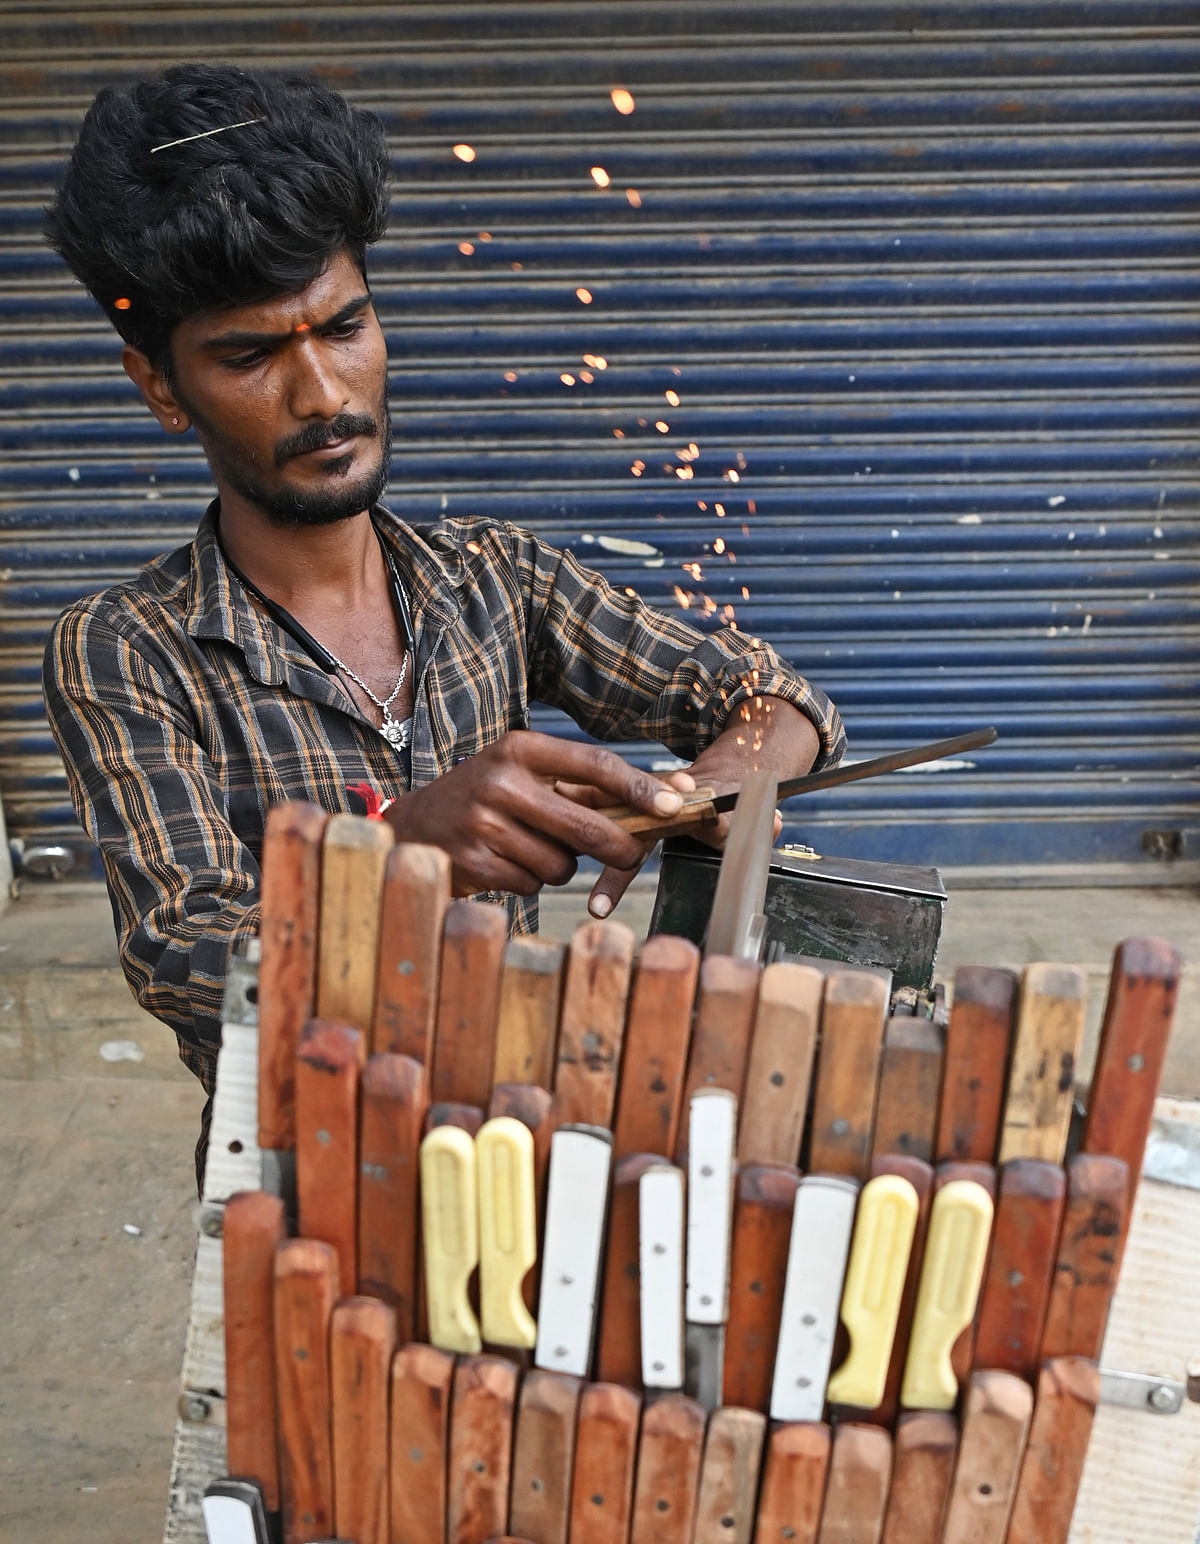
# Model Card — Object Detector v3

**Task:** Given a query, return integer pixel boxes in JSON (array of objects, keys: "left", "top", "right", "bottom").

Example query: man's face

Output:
[{"left": 166, "top": 249, "right": 390, "bottom": 526}]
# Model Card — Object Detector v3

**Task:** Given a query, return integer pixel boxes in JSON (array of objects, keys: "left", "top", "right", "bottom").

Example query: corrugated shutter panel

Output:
[{"left": 1, "top": 1, "right": 1197, "bottom": 877}]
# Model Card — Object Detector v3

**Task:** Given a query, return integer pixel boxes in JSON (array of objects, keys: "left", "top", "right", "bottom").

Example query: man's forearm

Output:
[{"left": 686, "top": 696, "right": 823, "bottom": 794}]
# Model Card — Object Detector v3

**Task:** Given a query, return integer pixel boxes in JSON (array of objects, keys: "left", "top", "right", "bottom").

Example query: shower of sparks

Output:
[
  {"left": 458, "top": 241, "right": 475, "bottom": 255},
  {"left": 611, "top": 88, "right": 636, "bottom": 114},
  {"left": 673, "top": 585, "right": 693, "bottom": 609},
  {"left": 591, "top": 167, "right": 611, "bottom": 188},
  {"left": 453, "top": 144, "right": 476, "bottom": 162},
  {"left": 626, "top": 188, "right": 643, "bottom": 208},
  {"left": 576, "top": 287, "right": 594, "bottom": 304},
  {"left": 665, "top": 389, "right": 680, "bottom": 406}
]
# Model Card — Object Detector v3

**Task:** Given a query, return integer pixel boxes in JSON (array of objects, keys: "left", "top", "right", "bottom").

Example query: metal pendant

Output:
[{"left": 381, "top": 716, "right": 411, "bottom": 749}]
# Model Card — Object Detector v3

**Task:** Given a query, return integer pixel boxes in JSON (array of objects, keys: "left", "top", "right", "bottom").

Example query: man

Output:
[{"left": 42, "top": 64, "right": 844, "bottom": 1172}]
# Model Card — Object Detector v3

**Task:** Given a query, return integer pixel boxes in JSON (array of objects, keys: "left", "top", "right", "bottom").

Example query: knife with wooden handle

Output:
[
  {"left": 900, "top": 1176, "right": 994, "bottom": 1411},
  {"left": 998, "top": 963, "right": 1087, "bottom": 1166},
  {"left": 815, "top": 1422, "right": 892, "bottom": 1544},
  {"left": 935, "top": 966, "right": 1017, "bottom": 1164},
  {"left": 753, "top": 1422, "right": 831, "bottom": 1544},
  {"left": 1038, "top": 1152, "right": 1128, "bottom": 1361},
  {"left": 639, "top": 1160, "right": 687, "bottom": 1394},
  {"left": 826, "top": 1172, "right": 920, "bottom": 1411},
  {"left": 431, "top": 901, "right": 508, "bottom": 1108},
  {"left": 296, "top": 1019, "right": 363, "bottom": 1292},
  {"left": 599, "top": 729, "right": 999, "bottom": 836},
  {"left": 872, "top": 1012, "right": 944, "bottom": 1164},
  {"left": 808, "top": 970, "right": 890, "bottom": 1179},
  {"left": 425, "top": 1101, "right": 486, "bottom": 1137},
  {"left": 629, "top": 1393, "right": 707, "bottom": 1544},
  {"left": 274, "top": 1238, "right": 339, "bottom": 1544},
  {"left": 686, "top": 1087, "right": 738, "bottom": 1409},
  {"left": 938, "top": 1370, "right": 1033, "bottom": 1544},
  {"left": 358, "top": 1052, "right": 427, "bottom": 1339},
  {"left": 372, "top": 841, "right": 450, "bottom": 1061},
  {"left": 676, "top": 954, "right": 760, "bottom": 1164},
  {"left": 223, "top": 1191, "right": 285, "bottom": 1515},
  {"left": 973, "top": 1158, "right": 1067, "bottom": 1380},
  {"left": 258, "top": 801, "right": 327, "bottom": 1150},
  {"left": 493, "top": 935, "right": 565, "bottom": 1089},
  {"left": 596, "top": 1152, "right": 659, "bottom": 1387},
  {"left": 612, "top": 933, "right": 700, "bottom": 1162},
  {"left": 317, "top": 812, "right": 393, "bottom": 1030},
  {"left": 569, "top": 1382, "right": 641, "bottom": 1544},
  {"left": 1005, "top": 1355, "right": 1101, "bottom": 1544},
  {"left": 858, "top": 1155, "right": 934, "bottom": 1428},
  {"left": 724, "top": 1162, "right": 802, "bottom": 1412},
  {"left": 489, "top": 1082, "right": 556, "bottom": 1313},
  {"left": 509, "top": 1368, "right": 583, "bottom": 1544},
  {"left": 420, "top": 1122, "right": 482, "bottom": 1354},
  {"left": 446, "top": 1354, "right": 518, "bottom": 1544},
  {"left": 738, "top": 962, "right": 822, "bottom": 1166},
  {"left": 535, "top": 1123, "right": 613, "bottom": 1378},
  {"left": 879, "top": 1411, "right": 956, "bottom": 1544},
  {"left": 770, "top": 1174, "right": 859, "bottom": 1422},
  {"left": 330, "top": 1295, "right": 396, "bottom": 1544},
  {"left": 1082, "top": 936, "right": 1181, "bottom": 1259},
  {"left": 692, "top": 1406, "right": 768, "bottom": 1544},
  {"left": 476, "top": 1115, "right": 538, "bottom": 1353},
  {"left": 553, "top": 919, "right": 636, "bottom": 1128},
  {"left": 389, "top": 1342, "right": 454, "bottom": 1544}
]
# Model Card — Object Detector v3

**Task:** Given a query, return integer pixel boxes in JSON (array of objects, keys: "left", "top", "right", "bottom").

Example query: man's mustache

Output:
[{"left": 275, "top": 412, "right": 378, "bottom": 467}]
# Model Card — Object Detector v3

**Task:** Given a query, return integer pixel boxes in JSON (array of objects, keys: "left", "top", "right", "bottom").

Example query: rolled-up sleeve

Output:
[
  {"left": 513, "top": 526, "right": 846, "bottom": 768},
  {"left": 43, "top": 605, "right": 260, "bottom": 1058}
]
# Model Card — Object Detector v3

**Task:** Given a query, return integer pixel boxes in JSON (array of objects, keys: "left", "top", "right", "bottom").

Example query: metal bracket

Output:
[{"left": 1099, "top": 1369, "right": 1187, "bottom": 1415}]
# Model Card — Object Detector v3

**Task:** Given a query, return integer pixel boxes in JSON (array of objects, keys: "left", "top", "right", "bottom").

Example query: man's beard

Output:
[{"left": 191, "top": 397, "right": 392, "bottom": 527}]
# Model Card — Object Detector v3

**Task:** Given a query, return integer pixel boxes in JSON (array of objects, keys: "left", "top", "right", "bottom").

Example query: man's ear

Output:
[{"left": 122, "top": 344, "right": 190, "bottom": 434}]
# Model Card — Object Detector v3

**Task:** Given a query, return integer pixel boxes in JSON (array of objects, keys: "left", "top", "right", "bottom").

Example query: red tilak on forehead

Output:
[{"left": 294, "top": 322, "right": 311, "bottom": 333}]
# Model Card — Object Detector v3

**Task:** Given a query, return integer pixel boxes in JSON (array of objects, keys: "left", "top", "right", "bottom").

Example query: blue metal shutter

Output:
[{"left": 1, "top": 2, "right": 1196, "bottom": 877}]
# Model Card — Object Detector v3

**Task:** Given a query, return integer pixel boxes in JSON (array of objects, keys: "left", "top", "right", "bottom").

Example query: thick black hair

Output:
[{"left": 45, "top": 63, "right": 390, "bottom": 371}]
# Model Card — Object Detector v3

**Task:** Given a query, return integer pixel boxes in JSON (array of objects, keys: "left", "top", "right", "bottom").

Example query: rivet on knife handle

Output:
[
  {"left": 900, "top": 1179, "right": 993, "bottom": 1411},
  {"left": 477, "top": 1116, "right": 538, "bottom": 1350},
  {"left": 827, "top": 1173, "right": 920, "bottom": 1410},
  {"left": 419, "top": 1124, "right": 482, "bottom": 1354}
]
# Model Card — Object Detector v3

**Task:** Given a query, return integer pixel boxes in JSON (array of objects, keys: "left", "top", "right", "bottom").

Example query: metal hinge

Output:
[{"left": 1099, "top": 1369, "right": 1188, "bottom": 1415}]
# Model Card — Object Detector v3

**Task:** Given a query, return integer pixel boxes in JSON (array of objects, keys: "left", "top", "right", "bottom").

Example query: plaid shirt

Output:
[{"left": 44, "top": 501, "right": 844, "bottom": 1108}]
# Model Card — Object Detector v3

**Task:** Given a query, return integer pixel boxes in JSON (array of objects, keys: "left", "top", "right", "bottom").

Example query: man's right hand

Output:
[{"left": 383, "top": 730, "right": 684, "bottom": 898}]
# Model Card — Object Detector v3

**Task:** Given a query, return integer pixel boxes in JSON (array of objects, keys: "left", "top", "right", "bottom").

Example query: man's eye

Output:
[
  {"left": 224, "top": 350, "right": 267, "bottom": 370},
  {"left": 326, "top": 319, "right": 365, "bottom": 340}
]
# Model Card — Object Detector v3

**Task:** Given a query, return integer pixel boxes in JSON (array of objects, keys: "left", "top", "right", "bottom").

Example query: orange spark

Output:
[
  {"left": 741, "top": 586, "right": 750, "bottom": 599},
  {"left": 714, "top": 502, "right": 726, "bottom": 517},
  {"left": 590, "top": 167, "right": 611, "bottom": 189},
  {"left": 504, "top": 370, "right": 518, "bottom": 382},
  {"left": 655, "top": 420, "right": 670, "bottom": 433},
  {"left": 478, "top": 231, "right": 492, "bottom": 242},
  {"left": 714, "top": 537, "right": 726, "bottom": 554},
  {"left": 561, "top": 373, "right": 577, "bottom": 385},
  {"left": 114, "top": 297, "right": 132, "bottom": 310},
  {"left": 625, "top": 586, "right": 637, "bottom": 596},
  {"left": 697, "top": 500, "right": 708, "bottom": 511},
  {"left": 631, "top": 460, "right": 646, "bottom": 476},
  {"left": 458, "top": 241, "right": 475, "bottom": 255},
  {"left": 724, "top": 469, "right": 740, "bottom": 483},
  {"left": 675, "top": 466, "right": 694, "bottom": 480},
  {"left": 466, "top": 540, "right": 483, "bottom": 554},
  {"left": 611, "top": 88, "right": 636, "bottom": 114},
  {"left": 576, "top": 288, "right": 593, "bottom": 304},
  {"left": 626, "top": 188, "right": 642, "bottom": 208},
  {"left": 452, "top": 143, "right": 476, "bottom": 162},
  {"left": 612, "top": 428, "right": 625, "bottom": 438},
  {"left": 672, "top": 585, "right": 693, "bottom": 609},
  {"left": 665, "top": 389, "right": 680, "bottom": 406},
  {"left": 747, "top": 499, "right": 757, "bottom": 514},
  {"left": 579, "top": 369, "right": 595, "bottom": 383}
]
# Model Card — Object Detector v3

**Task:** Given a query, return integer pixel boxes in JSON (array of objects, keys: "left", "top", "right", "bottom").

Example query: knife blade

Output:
[
  {"left": 316, "top": 811, "right": 393, "bottom": 1030},
  {"left": 258, "top": 801, "right": 327, "bottom": 1150},
  {"left": 595, "top": 1151, "right": 659, "bottom": 1387},
  {"left": 900, "top": 1176, "right": 994, "bottom": 1411},
  {"left": 223, "top": 1190, "right": 286, "bottom": 1515},
  {"left": 492, "top": 934, "right": 565, "bottom": 1089},
  {"left": 372, "top": 841, "right": 450, "bottom": 1061},
  {"left": 569, "top": 1382, "right": 641, "bottom": 1544},
  {"left": 938, "top": 1370, "right": 1033, "bottom": 1544},
  {"left": 826, "top": 1172, "right": 920, "bottom": 1411},
  {"left": 419, "top": 1122, "right": 482, "bottom": 1354},
  {"left": 295, "top": 1018, "right": 364, "bottom": 1293},
  {"left": 1005, "top": 1355, "right": 1101, "bottom": 1544},
  {"left": 879, "top": 1411, "right": 957, "bottom": 1544},
  {"left": 685, "top": 1088, "right": 738, "bottom": 1409},
  {"left": 770, "top": 1174, "right": 859, "bottom": 1422},
  {"left": 612, "top": 933, "right": 701, "bottom": 1162},
  {"left": 998, "top": 963, "right": 1087, "bottom": 1166},
  {"left": 508, "top": 1368, "right": 584, "bottom": 1544},
  {"left": 972, "top": 1157, "right": 1067, "bottom": 1380},
  {"left": 446, "top": 1353, "right": 518, "bottom": 1544},
  {"left": 629, "top": 1393, "right": 707, "bottom": 1544},
  {"left": 388, "top": 1342, "right": 454, "bottom": 1544},
  {"left": 553, "top": 919, "right": 637, "bottom": 1128},
  {"left": 430, "top": 900, "right": 508, "bottom": 1108},
  {"left": 934, "top": 966, "right": 1018, "bottom": 1164},
  {"left": 704, "top": 768, "right": 778, "bottom": 960},
  {"left": 723, "top": 1161, "right": 802, "bottom": 1413},
  {"left": 676, "top": 954, "right": 760, "bottom": 1164},
  {"left": 1038, "top": 1152, "right": 1128, "bottom": 1362},
  {"left": 816, "top": 1422, "right": 892, "bottom": 1544},
  {"left": 692, "top": 1405, "right": 768, "bottom": 1544},
  {"left": 535, "top": 1123, "right": 613, "bottom": 1378},
  {"left": 330, "top": 1295, "right": 396, "bottom": 1544},
  {"left": 358, "top": 1051, "right": 427, "bottom": 1340},
  {"left": 738, "top": 961, "right": 822, "bottom": 1167},
  {"left": 274, "top": 1238, "right": 339, "bottom": 1544},
  {"left": 753, "top": 1422, "right": 830, "bottom": 1544},
  {"left": 639, "top": 1160, "right": 687, "bottom": 1393},
  {"left": 600, "top": 728, "right": 1000, "bottom": 836},
  {"left": 808, "top": 969, "right": 890, "bottom": 1180},
  {"left": 476, "top": 1115, "right": 538, "bottom": 1352}
]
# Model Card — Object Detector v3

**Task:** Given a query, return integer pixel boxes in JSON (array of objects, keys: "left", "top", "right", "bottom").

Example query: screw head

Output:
[
  {"left": 198, "top": 1208, "right": 223, "bottom": 1239},
  {"left": 179, "top": 1393, "right": 211, "bottom": 1423},
  {"left": 1149, "top": 1383, "right": 1177, "bottom": 1412}
]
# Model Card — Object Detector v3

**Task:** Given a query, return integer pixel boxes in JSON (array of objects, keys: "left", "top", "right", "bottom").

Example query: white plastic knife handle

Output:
[
  {"left": 202, "top": 1481, "right": 269, "bottom": 1544},
  {"left": 535, "top": 1123, "right": 613, "bottom": 1377},
  {"left": 770, "top": 1174, "right": 860, "bottom": 1422},
  {"left": 640, "top": 1161, "right": 687, "bottom": 1390},
  {"left": 420, "top": 1123, "right": 482, "bottom": 1354},
  {"left": 686, "top": 1087, "right": 737, "bottom": 1325},
  {"left": 476, "top": 1115, "right": 538, "bottom": 1348}
]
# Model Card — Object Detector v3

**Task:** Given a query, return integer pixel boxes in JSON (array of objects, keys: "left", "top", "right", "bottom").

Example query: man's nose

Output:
[{"left": 288, "top": 338, "right": 349, "bottom": 420}]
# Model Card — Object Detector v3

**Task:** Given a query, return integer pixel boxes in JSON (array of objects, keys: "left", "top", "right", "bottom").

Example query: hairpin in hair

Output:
[{"left": 150, "top": 116, "right": 262, "bottom": 154}]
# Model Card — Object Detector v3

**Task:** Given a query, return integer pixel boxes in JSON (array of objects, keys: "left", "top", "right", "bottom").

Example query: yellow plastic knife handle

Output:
[
  {"left": 476, "top": 1116, "right": 538, "bottom": 1349},
  {"left": 900, "top": 1179, "right": 994, "bottom": 1411},
  {"left": 419, "top": 1124, "right": 482, "bottom": 1354},
  {"left": 827, "top": 1173, "right": 920, "bottom": 1409}
]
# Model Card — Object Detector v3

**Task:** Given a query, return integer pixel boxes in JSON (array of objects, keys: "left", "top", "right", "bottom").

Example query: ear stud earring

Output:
[{"left": 172, "top": 416, "right": 180, "bottom": 427}]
